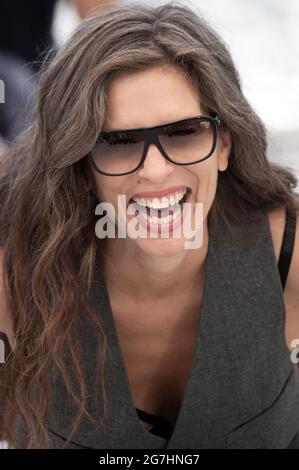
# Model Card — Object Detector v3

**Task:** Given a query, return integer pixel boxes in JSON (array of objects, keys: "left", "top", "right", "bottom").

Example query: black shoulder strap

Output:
[{"left": 278, "top": 206, "right": 297, "bottom": 291}]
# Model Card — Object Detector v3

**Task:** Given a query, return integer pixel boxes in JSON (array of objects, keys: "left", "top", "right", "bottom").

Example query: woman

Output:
[{"left": 0, "top": 2, "right": 299, "bottom": 449}]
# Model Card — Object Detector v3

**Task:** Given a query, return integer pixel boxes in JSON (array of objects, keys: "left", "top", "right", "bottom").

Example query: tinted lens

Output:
[
  {"left": 91, "top": 118, "right": 215, "bottom": 175},
  {"left": 91, "top": 130, "right": 144, "bottom": 174},
  {"left": 158, "top": 119, "right": 214, "bottom": 163}
]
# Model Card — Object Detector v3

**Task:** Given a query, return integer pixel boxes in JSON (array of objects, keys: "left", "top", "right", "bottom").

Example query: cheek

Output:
[
  {"left": 191, "top": 158, "right": 218, "bottom": 192},
  {"left": 92, "top": 172, "right": 114, "bottom": 201},
  {"left": 92, "top": 171, "right": 131, "bottom": 205},
  {"left": 190, "top": 159, "right": 219, "bottom": 216}
]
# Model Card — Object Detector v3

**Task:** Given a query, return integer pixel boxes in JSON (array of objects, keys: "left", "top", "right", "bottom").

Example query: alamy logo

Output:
[
  {"left": 95, "top": 195, "right": 204, "bottom": 249},
  {"left": 0, "top": 79, "right": 5, "bottom": 104}
]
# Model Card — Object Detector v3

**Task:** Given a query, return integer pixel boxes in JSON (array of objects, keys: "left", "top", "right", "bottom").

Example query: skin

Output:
[
  {"left": 268, "top": 206, "right": 299, "bottom": 349},
  {"left": 92, "top": 65, "right": 232, "bottom": 304},
  {"left": 71, "top": 0, "right": 119, "bottom": 18}
]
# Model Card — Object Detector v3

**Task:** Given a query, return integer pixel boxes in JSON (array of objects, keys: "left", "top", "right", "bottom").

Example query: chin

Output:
[{"left": 131, "top": 235, "right": 189, "bottom": 258}]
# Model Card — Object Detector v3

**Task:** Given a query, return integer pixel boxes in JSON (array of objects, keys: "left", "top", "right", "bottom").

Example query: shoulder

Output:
[
  {"left": 267, "top": 201, "right": 299, "bottom": 294},
  {"left": 267, "top": 204, "right": 287, "bottom": 261},
  {"left": 267, "top": 200, "right": 299, "bottom": 349},
  {"left": 0, "top": 248, "right": 15, "bottom": 352}
]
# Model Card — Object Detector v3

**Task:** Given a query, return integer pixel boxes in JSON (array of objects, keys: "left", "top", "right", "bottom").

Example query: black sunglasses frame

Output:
[{"left": 87, "top": 114, "right": 221, "bottom": 177}]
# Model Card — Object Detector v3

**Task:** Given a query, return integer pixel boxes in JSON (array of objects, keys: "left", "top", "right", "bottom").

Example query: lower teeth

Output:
[
  {"left": 132, "top": 192, "right": 189, "bottom": 225},
  {"left": 140, "top": 212, "right": 179, "bottom": 225}
]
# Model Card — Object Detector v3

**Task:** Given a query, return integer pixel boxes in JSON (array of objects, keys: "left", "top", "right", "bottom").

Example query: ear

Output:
[{"left": 217, "top": 130, "right": 232, "bottom": 172}]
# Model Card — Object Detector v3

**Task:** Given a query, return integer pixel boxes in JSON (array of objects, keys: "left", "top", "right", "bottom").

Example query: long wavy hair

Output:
[{"left": 0, "top": 1, "right": 298, "bottom": 448}]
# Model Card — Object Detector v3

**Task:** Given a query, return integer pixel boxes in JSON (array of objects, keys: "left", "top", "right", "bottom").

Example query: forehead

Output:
[{"left": 104, "top": 65, "right": 203, "bottom": 131}]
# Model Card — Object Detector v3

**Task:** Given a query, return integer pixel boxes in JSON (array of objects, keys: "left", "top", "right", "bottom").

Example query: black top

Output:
[
  {"left": 136, "top": 206, "right": 297, "bottom": 441},
  {"left": 278, "top": 206, "right": 297, "bottom": 290},
  {"left": 135, "top": 408, "right": 174, "bottom": 440}
]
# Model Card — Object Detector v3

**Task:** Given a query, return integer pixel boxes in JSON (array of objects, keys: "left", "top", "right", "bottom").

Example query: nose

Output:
[{"left": 137, "top": 143, "right": 174, "bottom": 180}]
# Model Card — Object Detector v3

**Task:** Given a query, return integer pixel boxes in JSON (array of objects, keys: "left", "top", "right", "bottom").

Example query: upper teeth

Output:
[{"left": 132, "top": 189, "right": 188, "bottom": 209}]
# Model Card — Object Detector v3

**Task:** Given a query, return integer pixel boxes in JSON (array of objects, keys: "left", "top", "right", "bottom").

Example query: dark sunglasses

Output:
[{"left": 88, "top": 114, "right": 221, "bottom": 176}]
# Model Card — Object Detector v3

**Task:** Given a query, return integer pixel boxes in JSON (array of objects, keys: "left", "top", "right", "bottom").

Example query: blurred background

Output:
[{"left": 0, "top": 0, "right": 298, "bottom": 188}]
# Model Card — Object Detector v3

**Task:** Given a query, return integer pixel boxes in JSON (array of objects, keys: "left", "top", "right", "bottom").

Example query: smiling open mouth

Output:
[{"left": 129, "top": 188, "right": 192, "bottom": 225}]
